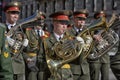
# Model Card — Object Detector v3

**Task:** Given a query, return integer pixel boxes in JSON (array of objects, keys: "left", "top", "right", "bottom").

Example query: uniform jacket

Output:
[
  {"left": 24, "top": 27, "right": 49, "bottom": 58},
  {"left": 24, "top": 27, "right": 50, "bottom": 80},
  {"left": 68, "top": 26, "right": 90, "bottom": 75},
  {"left": 4, "top": 23, "right": 25, "bottom": 74},
  {"left": 0, "top": 23, "right": 13, "bottom": 80},
  {"left": 43, "top": 32, "right": 73, "bottom": 60}
]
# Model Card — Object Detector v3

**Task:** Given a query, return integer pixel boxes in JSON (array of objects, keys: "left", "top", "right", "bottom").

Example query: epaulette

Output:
[{"left": 41, "top": 31, "right": 50, "bottom": 39}]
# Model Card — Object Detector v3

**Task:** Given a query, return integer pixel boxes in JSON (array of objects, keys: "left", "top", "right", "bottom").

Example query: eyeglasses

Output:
[
  {"left": 75, "top": 17, "right": 86, "bottom": 20},
  {"left": 8, "top": 11, "right": 20, "bottom": 14}
]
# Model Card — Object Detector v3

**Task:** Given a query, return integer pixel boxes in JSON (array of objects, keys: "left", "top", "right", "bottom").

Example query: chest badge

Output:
[{"left": 4, "top": 52, "right": 9, "bottom": 58}]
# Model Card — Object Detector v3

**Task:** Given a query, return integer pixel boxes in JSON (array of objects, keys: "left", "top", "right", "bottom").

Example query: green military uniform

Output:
[
  {"left": 6, "top": 26, "right": 26, "bottom": 80},
  {"left": 43, "top": 32, "right": 73, "bottom": 80},
  {"left": 89, "top": 54, "right": 110, "bottom": 80},
  {"left": 67, "top": 10, "right": 90, "bottom": 80},
  {"left": 24, "top": 27, "right": 38, "bottom": 80},
  {"left": 0, "top": 23, "right": 13, "bottom": 80},
  {"left": 24, "top": 27, "right": 50, "bottom": 80},
  {"left": 68, "top": 27, "right": 90, "bottom": 80},
  {"left": 23, "top": 11, "right": 50, "bottom": 80},
  {"left": 110, "top": 18, "right": 120, "bottom": 80},
  {"left": 4, "top": 1, "right": 25, "bottom": 80},
  {"left": 110, "top": 42, "right": 120, "bottom": 80},
  {"left": 43, "top": 10, "right": 74, "bottom": 80},
  {"left": 88, "top": 11, "right": 110, "bottom": 80}
]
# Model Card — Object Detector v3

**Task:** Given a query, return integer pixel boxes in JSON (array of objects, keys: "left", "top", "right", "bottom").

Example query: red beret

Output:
[{"left": 4, "top": 1, "right": 21, "bottom": 12}]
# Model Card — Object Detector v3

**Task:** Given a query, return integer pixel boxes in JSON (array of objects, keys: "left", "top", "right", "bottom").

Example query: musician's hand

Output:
[
  {"left": 93, "top": 34, "right": 102, "bottom": 42},
  {"left": 26, "top": 57, "right": 39, "bottom": 71},
  {"left": 6, "top": 36, "right": 15, "bottom": 46},
  {"left": 76, "top": 36, "right": 84, "bottom": 44},
  {"left": 23, "top": 39, "right": 29, "bottom": 47}
]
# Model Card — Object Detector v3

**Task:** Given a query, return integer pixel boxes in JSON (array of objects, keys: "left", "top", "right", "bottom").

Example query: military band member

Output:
[
  {"left": 3, "top": 1, "right": 26, "bottom": 80},
  {"left": 0, "top": 23, "right": 13, "bottom": 80},
  {"left": 43, "top": 10, "right": 74, "bottom": 80},
  {"left": 110, "top": 14, "right": 120, "bottom": 80},
  {"left": 88, "top": 11, "right": 110, "bottom": 80},
  {"left": 23, "top": 11, "right": 50, "bottom": 80},
  {"left": 68, "top": 9, "right": 90, "bottom": 80}
]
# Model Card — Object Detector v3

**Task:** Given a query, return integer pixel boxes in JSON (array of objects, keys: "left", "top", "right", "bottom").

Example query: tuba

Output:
[
  {"left": 44, "top": 17, "right": 107, "bottom": 79},
  {"left": 87, "top": 14, "right": 119, "bottom": 60}
]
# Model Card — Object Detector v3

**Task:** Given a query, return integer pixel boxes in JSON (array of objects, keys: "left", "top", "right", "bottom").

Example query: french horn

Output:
[
  {"left": 44, "top": 17, "right": 107, "bottom": 79},
  {"left": 45, "top": 34, "right": 84, "bottom": 80}
]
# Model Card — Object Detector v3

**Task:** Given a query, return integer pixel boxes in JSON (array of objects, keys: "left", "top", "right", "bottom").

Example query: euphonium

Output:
[
  {"left": 6, "top": 10, "right": 43, "bottom": 55},
  {"left": 77, "top": 16, "right": 107, "bottom": 59},
  {"left": 87, "top": 15, "right": 119, "bottom": 60}
]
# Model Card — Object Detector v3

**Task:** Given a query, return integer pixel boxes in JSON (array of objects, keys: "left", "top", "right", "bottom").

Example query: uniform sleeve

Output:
[{"left": 0, "top": 24, "right": 14, "bottom": 80}]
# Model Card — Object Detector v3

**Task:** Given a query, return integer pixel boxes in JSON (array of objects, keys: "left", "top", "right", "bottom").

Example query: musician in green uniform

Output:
[
  {"left": 88, "top": 11, "right": 110, "bottom": 80},
  {"left": 110, "top": 14, "right": 120, "bottom": 80},
  {"left": 43, "top": 10, "right": 75, "bottom": 80},
  {"left": 23, "top": 11, "right": 50, "bottom": 80},
  {"left": 3, "top": 1, "right": 26, "bottom": 80},
  {"left": 68, "top": 9, "right": 90, "bottom": 80},
  {"left": 0, "top": 23, "right": 13, "bottom": 80}
]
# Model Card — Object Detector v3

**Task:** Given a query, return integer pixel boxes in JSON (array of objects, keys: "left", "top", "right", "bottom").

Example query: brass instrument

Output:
[
  {"left": 44, "top": 17, "right": 106, "bottom": 79},
  {"left": 87, "top": 15, "right": 119, "bottom": 60},
  {"left": 6, "top": 10, "right": 43, "bottom": 54},
  {"left": 45, "top": 34, "right": 84, "bottom": 80},
  {"left": 6, "top": 10, "right": 43, "bottom": 36}
]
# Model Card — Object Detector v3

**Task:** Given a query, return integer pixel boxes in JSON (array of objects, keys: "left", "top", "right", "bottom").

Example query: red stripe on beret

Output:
[
  {"left": 6, "top": 6, "right": 20, "bottom": 12},
  {"left": 53, "top": 15, "right": 69, "bottom": 20},
  {"left": 74, "top": 14, "right": 86, "bottom": 18},
  {"left": 97, "top": 13, "right": 105, "bottom": 17}
]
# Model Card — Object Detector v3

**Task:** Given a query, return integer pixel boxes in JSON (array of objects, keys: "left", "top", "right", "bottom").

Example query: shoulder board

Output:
[
  {"left": 41, "top": 31, "right": 50, "bottom": 40},
  {"left": 41, "top": 34, "right": 50, "bottom": 39}
]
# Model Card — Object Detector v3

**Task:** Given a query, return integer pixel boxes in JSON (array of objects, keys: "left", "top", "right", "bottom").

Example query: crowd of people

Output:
[{"left": 0, "top": 1, "right": 120, "bottom": 80}]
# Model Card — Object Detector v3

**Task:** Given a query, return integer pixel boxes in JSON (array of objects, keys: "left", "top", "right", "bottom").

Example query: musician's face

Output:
[
  {"left": 5, "top": 11, "right": 20, "bottom": 24},
  {"left": 74, "top": 17, "right": 86, "bottom": 29},
  {"left": 53, "top": 20, "right": 68, "bottom": 35}
]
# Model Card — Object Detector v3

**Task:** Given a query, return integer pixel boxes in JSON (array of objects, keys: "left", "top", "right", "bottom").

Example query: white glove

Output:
[
  {"left": 85, "top": 36, "right": 93, "bottom": 44},
  {"left": 23, "top": 39, "right": 29, "bottom": 47},
  {"left": 6, "top": 36, "right": 15, "bottom": 46},
  {"left": 76, "top": 36, "right": 85, "bottom": 44}
]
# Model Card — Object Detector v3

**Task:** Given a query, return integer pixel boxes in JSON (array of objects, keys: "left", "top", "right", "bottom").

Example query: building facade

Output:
[{"left": 1, "top": 0, "right": 120, "bottom": 22}]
